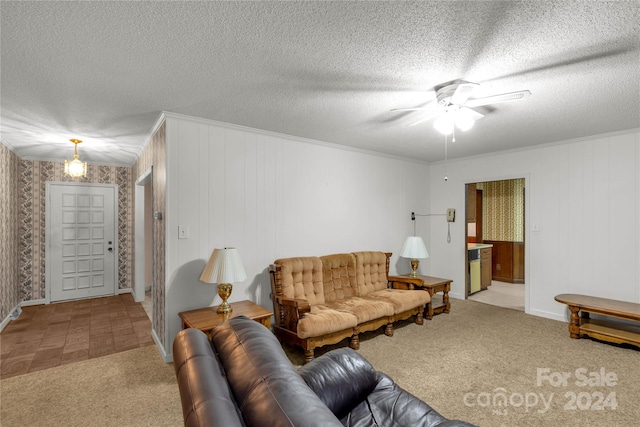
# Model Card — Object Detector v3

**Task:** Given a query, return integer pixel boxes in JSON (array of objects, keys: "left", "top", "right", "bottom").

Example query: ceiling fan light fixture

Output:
[
  {"left": 454, "top": 109, "right": 475, "bottom": 132},
  {"left": 64, "top": 139, "right": 87, "bottom": 178},
  {"left": 434, "top": 113, "right": 454, "bottom": 135}
]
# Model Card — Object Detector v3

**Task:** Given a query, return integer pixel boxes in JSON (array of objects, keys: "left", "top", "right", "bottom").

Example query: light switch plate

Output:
[{"left": 178, "top": 225, "right": 189, "bottom": 239}]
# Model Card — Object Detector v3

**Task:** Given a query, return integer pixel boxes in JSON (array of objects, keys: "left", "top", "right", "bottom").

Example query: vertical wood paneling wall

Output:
[
  {"left": 429, "top": 130, "right": 640, "bottom": 320},
  {"left": 162, "top": 114, "right": 430, "bottom": 358}
]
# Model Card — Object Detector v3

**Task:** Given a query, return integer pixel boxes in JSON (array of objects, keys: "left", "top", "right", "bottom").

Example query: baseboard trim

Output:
[
  {"left": 449, "top": 291, "right": 465, "bottom": 300},
  {"left": 118, "top": 288, "right": 132, "bottom": 294},
  {"left": 152, "top": 329, "right": 172, "bottom": 363},
  {"left": 0, "top": 304, "right": 20, "bottom": 332},
  {"left": 528, "top": 308, "right": 566, "bottom": 322},
  {"left": 21, "top": 299, "right": 46, "bottom": 307},
  {"left": 0, "top": 316, "right": 9, "bottom": 332}
]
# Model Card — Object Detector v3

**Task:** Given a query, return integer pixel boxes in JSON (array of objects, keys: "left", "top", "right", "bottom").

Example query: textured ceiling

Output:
[{"left": 1, "top": 1, "right": 639, "bottom": 166}]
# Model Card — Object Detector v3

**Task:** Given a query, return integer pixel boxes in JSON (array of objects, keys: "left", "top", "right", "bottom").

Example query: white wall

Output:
[
  {"left": 429, "top": 129, "right": 640, "bottom": 321},
  {"left": 163, "top": 113, "right": 430, "bottom": 357}
]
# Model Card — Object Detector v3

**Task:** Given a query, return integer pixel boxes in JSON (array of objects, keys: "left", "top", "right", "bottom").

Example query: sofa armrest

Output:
[
  {"left": 388, "top": 275, "right": 424, "bottom": 290},
  {"left": 299, "top": 348, "right": 378, "bottom": 419},
  {"left": 173, "top": 328, "right": 245, "bottom": 427},
  {"left": 274, "top": 296, "right": 311, "bottom": 331},
  {"left": 352, "top": 372, "right": 477, "bottom": 427}
]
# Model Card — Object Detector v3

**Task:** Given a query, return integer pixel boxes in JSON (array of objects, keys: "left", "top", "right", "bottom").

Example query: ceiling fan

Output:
[{"left": 392, "top": 80, "right": 531, "bottom": 135}]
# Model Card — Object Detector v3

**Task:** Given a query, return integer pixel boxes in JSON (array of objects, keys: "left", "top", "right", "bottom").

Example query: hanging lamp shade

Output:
[{"left": 64, "top": 139, "right": 87, "bottom": 178}]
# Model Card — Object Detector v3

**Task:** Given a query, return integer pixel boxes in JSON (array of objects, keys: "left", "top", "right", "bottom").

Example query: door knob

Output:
[{"left": 108, "top": 247, "right": 113, "bottom": 252}]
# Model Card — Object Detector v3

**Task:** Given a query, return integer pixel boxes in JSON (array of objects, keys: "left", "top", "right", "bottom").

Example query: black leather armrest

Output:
[
  {"left": 341, "top": 372, "right": 478, "bottom": 427},
  {"left": 299, "top": 348, "right": 378, "bottom": 419},
  {"left": 173, "top": 328, "right": 245, "bottom": 427},
  {"left": 300, "top": 347, "right": 478, "bottom": 427}
]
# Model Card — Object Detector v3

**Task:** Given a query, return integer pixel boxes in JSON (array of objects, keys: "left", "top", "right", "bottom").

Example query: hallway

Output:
[{"left": 0, "top": 294, "right": 153, "bottom": 379}]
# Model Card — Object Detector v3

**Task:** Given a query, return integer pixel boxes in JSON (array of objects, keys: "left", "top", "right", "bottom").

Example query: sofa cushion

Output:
[
  {"left": 274, "top": 256, "right": 325, "bottom": 305},
  {"left": 325, "top": 297, "right": 394, "bottom": 323},
  {"left": 297, "top": 305, "right": 358, "bottom": 339},
  {"left": 320, "top": 253, "right": 358, "bottom": 302},
  {"left": 210, "top": 316, "right": 343, "bottom": 427},
  {"left": 299, "top": 348, "right": 378, "bottom": 419},
  {"left": 320, "top": 253, "right": 394, "bottom": 322},
  {"left": 366, "top": 288, "right": 431, "bottom": 314},
  {"left": 353, "top": 251, "right": 391, "bottom": 295}
]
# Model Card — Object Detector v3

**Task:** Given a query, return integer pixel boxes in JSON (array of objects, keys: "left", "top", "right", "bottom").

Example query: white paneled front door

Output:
[{"left": 47, "top": 183, "right": 118, "bottom": 302}]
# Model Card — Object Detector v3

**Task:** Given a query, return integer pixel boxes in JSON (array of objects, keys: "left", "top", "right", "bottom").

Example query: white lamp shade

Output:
[
  {"left": 400, "top": 236, "right": 429, "bottom": 259},
  {"left": 454, "top": 109, "right": 475, "bottom": 131},
  {"left": 433, "top": 113, "right": 454, "bottom": 135},
  {"left": 200, "top": 247, "right": 247, "bottom": 284}
]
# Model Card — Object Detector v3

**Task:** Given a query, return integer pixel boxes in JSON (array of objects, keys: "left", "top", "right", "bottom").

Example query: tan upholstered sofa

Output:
[{"left": 269, "top": 251, "right": 431, "bottom": 363}]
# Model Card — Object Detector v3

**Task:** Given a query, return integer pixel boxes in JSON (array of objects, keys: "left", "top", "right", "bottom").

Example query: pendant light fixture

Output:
[{"left": 64, "top": 139, "right": 87, "bottom": 178}]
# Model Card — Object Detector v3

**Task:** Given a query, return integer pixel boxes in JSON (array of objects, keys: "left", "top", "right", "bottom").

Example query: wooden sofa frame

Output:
[{"left": 269, "top": 251, "right": 430, "bottom": 363}]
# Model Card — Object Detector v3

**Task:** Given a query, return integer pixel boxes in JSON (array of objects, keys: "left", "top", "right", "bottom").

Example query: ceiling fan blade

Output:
[
  {"left": 391, "top": 98, "right": 437, "bottom": 113},
  {"left": 408, "top": 112, "right": 441, "bottom": 127},
  {"left": 465, "top": 90, "right": 531, "bottom": 108},
  {"left": 459, "top": 107, "right": 484, "bottom": 120},
  {"left": 450, "top": 83, "right": 479, "bottom": 105},
  {"left": 390, "top": 107, "right": 431, "bottom": 112}
]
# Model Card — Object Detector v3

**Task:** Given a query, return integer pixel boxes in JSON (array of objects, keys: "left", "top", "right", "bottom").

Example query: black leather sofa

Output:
[{"left": 173, "top": 316, "right": 476, "bottom": 427}]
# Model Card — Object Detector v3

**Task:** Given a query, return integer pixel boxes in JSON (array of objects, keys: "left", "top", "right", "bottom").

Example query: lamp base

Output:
[
  {"left": 409, "top": 258, "right": 420, "bottom": 278},
  {"left": 216, "top": 283, "right": 233, "bottom": 314}
]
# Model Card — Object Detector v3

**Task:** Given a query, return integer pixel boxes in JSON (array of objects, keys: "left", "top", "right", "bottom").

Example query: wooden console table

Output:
[
  {"left": 555, "top": 294, "right": 640, "bottom": 348},
  {"left": 179, "top": 300, "right": 273, "bottom": 338},
  {"left": 389, "top": 275, "right": 452, "bottom": 319}
]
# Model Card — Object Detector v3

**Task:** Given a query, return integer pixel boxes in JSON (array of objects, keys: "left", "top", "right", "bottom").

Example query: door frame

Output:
[
  {"left": 463, "top": 175, "right": 530, "bottom": 314},
  {"left": 134, "top": 167, "right": 153, "bottom": 302},
  {"left": 45, "top": 182, "right": 119, "bottom": 304}
]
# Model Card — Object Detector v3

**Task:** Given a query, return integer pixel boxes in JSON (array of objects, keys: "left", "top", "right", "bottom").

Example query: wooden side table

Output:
[
  {"left": 389, "top": 275, "right": 452, "bottom": 319},
  {"left": 179, "top": 300, "right": 273, "bottom": 338}
]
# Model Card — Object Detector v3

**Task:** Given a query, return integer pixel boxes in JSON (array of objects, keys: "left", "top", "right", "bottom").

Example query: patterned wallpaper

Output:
[
  {"left": 133, "top": 122, "right": 166, "bottom": 348},
  {"left": 17, "top": 160, "right": 133, "bottom": 301},
  {"left": 4, "top": 124, "right": 165, "bottom": 350},
  {"left": 1, "top": 143, "right": 20, "bottom": 322},
  {"left": 477, "top": 178, "right": 525, "bottom": 242}
]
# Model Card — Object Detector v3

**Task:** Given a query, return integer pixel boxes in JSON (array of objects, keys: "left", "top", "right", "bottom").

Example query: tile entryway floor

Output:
[{"left": 0, "top": 294, "right": 153, "bottom": 379}]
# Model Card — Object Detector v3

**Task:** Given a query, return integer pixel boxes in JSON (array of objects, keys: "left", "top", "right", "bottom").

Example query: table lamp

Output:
[
  {"left": 200, "top": 247, "right": 247, "bottom": 314},
  {"left": 400, "top": 236, "right": 429, "bottom": 277}
]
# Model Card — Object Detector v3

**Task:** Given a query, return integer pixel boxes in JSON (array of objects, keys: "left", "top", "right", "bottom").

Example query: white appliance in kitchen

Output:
[{"left": 468, "top": 248, "right": 481, "bottom": 294}]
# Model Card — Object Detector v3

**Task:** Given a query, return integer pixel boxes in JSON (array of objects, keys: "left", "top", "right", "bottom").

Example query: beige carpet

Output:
[
  {"left": 3, "top": 299, "right": 638, "bottom": 427},
  {"left": 287, "top": 299, "right": 640, "bottom": 427},
  {"left": 0, "top": 345, "right": 182, "bottom": 427}
]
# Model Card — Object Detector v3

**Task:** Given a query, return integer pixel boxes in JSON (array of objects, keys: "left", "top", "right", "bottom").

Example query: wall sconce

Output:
[{"left": 64, "top": 139, "right": 87, "bottom": 178}]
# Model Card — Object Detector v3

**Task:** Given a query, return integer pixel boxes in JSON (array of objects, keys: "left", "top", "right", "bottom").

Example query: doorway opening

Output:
[
  {"left": 464, "top": 178, "right": 526, "bottom": 311},
  {"left": 134, "top": 168, "right": 153, "bottom": 321}
]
